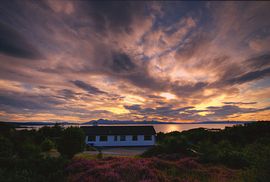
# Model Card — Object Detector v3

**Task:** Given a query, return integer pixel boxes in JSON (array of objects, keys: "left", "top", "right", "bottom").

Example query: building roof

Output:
[{"left": 81, "top": 126, "right": 156, "bottom": 135}]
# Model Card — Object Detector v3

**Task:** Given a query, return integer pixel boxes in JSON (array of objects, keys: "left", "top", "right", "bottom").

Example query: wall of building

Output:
[{"left": 85, "top": 135, "right": 155, "bottom": 147}]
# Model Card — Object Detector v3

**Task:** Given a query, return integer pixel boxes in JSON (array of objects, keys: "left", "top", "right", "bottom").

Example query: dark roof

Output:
[{"left": 81, "top": 126, "right": 156, "bottom": 135}]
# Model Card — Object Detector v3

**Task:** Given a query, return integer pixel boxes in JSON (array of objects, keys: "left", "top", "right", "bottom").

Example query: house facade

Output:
[{"left": 81, "top": 126, "right": 156, "bottom": 147}]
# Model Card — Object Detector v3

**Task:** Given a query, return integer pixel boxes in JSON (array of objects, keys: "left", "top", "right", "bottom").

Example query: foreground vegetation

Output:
[
  {"left": 67, "top": 157, "right": 241, "bottom": 182},
  {"left": 143, "top": 122, "right": 270, "bottom": 182},
  {"left": 0, "top": 121, "right": 269, "bottom": 182},
  {"left": 0, "top": 123, "right": 85, "bottom": 182}
]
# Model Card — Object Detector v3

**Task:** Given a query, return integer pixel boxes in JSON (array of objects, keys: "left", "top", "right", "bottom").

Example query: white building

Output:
[{"left": 82, "top": 126, "right": 156, "bottom": 147}]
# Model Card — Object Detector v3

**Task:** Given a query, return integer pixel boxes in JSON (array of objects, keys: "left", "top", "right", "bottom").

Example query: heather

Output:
[{"left": 66, "top": 157, "right": 240, "bottom": 182}]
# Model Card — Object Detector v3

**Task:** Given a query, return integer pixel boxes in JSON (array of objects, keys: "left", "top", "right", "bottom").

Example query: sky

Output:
[{"left": 0, "top": 1, "right": 270, "bottom": 123}]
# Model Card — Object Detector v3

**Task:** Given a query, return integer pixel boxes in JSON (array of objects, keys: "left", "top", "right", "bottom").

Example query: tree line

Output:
[{"left": 0, "top": 123, "right": 85, "bottom": 182}]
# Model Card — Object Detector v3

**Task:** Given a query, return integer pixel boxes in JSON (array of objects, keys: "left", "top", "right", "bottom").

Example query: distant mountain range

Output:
[
  {"left": 83, "top": 119, "right": 169, "bottom": 125},
  {"left": 82, "top": 119, "right": 254, "bottom": 125},
  {"left": 0, "top": 119, "right": 260, "bottom": 127},
  {"left": 0, "top": 121, "right": 78, "bottom": 127}
]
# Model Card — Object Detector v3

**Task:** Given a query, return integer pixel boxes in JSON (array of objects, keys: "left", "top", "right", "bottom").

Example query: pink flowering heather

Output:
[{"left": 66, "top": 157, "right": 241, "bottom": 182}]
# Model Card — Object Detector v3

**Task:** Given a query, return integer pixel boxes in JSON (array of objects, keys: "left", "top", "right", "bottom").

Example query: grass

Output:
[
  {"left": 74, "top": 151, "right": 140, "bottom": 160},
  {"left": 74, "top": 153, "right": 102, "bottom": 160},
  {"left": 41, "top": 149, "right": 61, "bottom": 158}
]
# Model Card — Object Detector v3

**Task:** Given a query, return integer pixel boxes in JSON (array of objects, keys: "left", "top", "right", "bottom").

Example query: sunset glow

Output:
[{"left": 0, "top": 1, "right": 269, "bottom": 122}]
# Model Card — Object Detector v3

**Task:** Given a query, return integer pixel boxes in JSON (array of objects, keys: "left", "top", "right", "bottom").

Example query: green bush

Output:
[
  {"left": 41, "top": 138, "right": 55, "bottom": 152},
  {"left": 0, "top": 156, "right": 68, "bottom": 182},
  {"left": 0, "top": 136, "right": 13, "bottom": 157},
  {"left": 0, "top": 126, "right": 74, "bottom": 182},
  {"left": 58, "top": 127, "right": 85, "bottom": 158},
  {"left": 19, "top": 142, "right": 41, "bottom": 158}
]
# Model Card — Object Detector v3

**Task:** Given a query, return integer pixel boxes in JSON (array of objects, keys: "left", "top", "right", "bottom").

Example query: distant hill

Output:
[
  {"left": 82, "top": 119, "right": 255, "bottom": 125},
  {"left": 0, "top": 119, "right": 258, "bottom": 127},
  {"left": 82, "top": 119, "right": 171, "bottom": 125},
  {"left": 0, "top": 121, "right": 78, "bottom": 126}
]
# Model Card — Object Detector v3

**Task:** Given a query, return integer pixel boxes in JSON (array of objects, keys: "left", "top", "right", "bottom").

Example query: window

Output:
[
  {"left": 144, "top": 135, "right": 152, "bottom": 141},
  {"left": 120, "top": 135, "right": 126, "bottom": 141},
  {"left": 100, "top": 135, "right": 108, "bottom": 141},
  {"left": 132, "top": 135, "right": 138, "bottom": 141},
  {"left": 114, "top": 135, "right": 118, "bottom": 141},
  {"left": 88, "top": 135, "right": 96, "bottom": 141}
]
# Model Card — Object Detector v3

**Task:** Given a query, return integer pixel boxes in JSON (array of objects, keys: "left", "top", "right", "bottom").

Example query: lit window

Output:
[
  {"left": 132, "top": 135, "right": 138, "bottom": 141},
  {"left": 100, "top": 135, "right": 108, "bottom": 141},
  {"left": 88, "top": 136, "right": 96, "bottom": 141},
  {"left": 120, "top": 135, "right": 126, "bottom": 141},
  {"left": 144, "top": 135, "right": 152, "bottom": 141}
]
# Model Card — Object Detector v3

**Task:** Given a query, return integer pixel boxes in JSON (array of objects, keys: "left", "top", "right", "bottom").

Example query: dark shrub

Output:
[
  {"left": 41, "top": 138, "right": 55, "bottom": 152},
  {"left": 0, "top": 136, "right": 13, "bottom": 157},
  {"left": 58, "top": 127, "right": 85, "bottom": 158}
]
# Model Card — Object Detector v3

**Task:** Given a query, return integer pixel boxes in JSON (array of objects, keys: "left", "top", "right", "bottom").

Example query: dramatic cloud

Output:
[
  {"left": 0, "top": 1, "right": 269, "bottom": 122},
  {"left": 80, "top": 1, "right": 146, "bottom": 33},
  {"left": 223, "top": 102, "right": 257, "bottom": 105},
  {"left": 245, "top": 54, "right": 270, "bottom": 69},
  {"left": 124, "top": 104, "right": 196, "bottom": 120},
  {"left": 0, "top": 92, "right": 63, "bottom": 113},
  {"left": 226, "top": 67, "right": 270, "bottom": 85},
  {"left": 205, "top": 105, "right": 270, "bottom": 119},
  {"left": 72, "top": 80, "right": 107, "bottom": 95},
  {"left": 0, "top": 22, "right": 43, "bottom": 59},
  {"left": 124, "top": 104, "right": 270, "bottom": 121}
]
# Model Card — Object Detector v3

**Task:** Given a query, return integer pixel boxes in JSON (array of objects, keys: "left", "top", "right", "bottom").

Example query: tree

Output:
[
  {"left": 41, "top": 138, "right": 55, "bottom": 152},
  {"left": 58, "top": 127, "right": 85, "bottom": 158},
  {"left": 39, "top": 124, "right": 63, "bottom": 138},
  {"left": 0, "top": 136, "right": 13, "bottom": 157}
]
